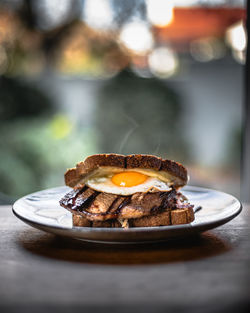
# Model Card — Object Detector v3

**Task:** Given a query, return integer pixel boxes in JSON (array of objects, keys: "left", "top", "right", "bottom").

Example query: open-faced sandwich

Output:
[{"left": 59, "top": 154, "right": 194, "bottom": 228}]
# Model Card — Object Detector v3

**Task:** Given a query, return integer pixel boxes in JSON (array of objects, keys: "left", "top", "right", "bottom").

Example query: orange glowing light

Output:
[{"left": 155, "top": 7, "right": 246, "bottom": 46}]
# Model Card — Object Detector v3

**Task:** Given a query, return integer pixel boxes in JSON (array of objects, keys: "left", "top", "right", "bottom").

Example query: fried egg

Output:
[{"left": 85, "top": 168, "right": 172, "bottom": 195}]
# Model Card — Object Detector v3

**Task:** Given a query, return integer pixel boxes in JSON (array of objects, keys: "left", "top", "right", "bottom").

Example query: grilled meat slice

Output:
[
  {"left": 60, "top": 185, "right": 193, "bottom": 224},
  {"left": 84, "top": 193, "right": 125, "bottom": 221},
  {"left": 59, "top": 186, "right": 98, "bottom": 214}
]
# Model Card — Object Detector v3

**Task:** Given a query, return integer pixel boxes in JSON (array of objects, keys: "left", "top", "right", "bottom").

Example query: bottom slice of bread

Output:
[{"left": 72, "top": 206, "right": 194, "bottom": 228}]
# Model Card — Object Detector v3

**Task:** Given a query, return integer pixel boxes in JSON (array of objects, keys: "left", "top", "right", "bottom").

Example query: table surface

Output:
[{"left": 0, "top": 204, "right": 249, "bottom": 313}]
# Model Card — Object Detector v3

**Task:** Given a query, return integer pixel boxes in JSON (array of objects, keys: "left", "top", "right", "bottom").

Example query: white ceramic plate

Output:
[{"left": 12, "top": 186, "right": 242, "bottom": 243}]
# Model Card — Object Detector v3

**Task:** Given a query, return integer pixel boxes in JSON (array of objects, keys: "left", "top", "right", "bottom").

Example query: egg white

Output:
[{"left": 86, "top": 176, "right": 171, "bottom": 195}]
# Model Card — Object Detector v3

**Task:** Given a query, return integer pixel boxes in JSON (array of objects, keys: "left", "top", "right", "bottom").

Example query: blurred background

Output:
[{"left": 0, "top": 0, "right": 246, "bottom": 203}]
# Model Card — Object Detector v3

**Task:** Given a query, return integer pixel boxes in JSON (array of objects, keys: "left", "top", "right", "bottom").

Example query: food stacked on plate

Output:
[{"left": 60, "top": 154, "right": 194, "bottom": 228}]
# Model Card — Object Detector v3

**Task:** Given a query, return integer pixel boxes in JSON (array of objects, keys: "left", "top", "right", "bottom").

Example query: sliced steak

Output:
[
  {"left": 59, "top": 184, "right": 193, "bottom": 225},
  {"left": 60, "top": 186, "right": 99, "bottom": 214}
]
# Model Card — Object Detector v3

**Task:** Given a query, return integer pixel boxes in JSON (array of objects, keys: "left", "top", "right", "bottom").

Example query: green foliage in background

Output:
[{"left": 0, "top": 77, "right": 96, "bottom": 200}]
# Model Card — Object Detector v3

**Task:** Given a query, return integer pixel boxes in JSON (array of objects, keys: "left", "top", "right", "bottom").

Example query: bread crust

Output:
[
  {"left": 77, "top": 154, "right": 125, "bottom": 178},
  {"left": 65, "top": 154, "right": 187, "bottom": 188},
  {"left": 126, "top": 154, "right": 161, "bottom": 170},
  {"left": 64, "top": 168, "right": 79, "bottom": 187}
]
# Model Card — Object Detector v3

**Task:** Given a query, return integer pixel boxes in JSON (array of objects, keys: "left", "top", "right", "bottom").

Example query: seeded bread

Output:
[{"left": 65, "top": 154, "right": 188, "bottom": 188}]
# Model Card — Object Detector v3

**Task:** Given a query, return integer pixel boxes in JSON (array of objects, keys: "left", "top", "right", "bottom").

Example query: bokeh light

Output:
[
  {"left": 148, "top": 46, "right": 178, "bottom": 78},
  {"left": 83, "top": 0, "right": 114, "bottom": 31},
  {"left": 146, "top": 0, "right": 174, "bottom": 27},
  {"left": 49, "top": 114, "right": 73, "bottom": 140},
  {"left": 190, "top": 37, "right": 226, "bottom": 62},
  {"left": 226, "top": 20, "right": 246, "bottom": 63},
  {"left": 119, "top": 21, "right": 154, "bottom": 55},
  {"left": 33, "top": 0, "right": 72, "bottom": 31}
]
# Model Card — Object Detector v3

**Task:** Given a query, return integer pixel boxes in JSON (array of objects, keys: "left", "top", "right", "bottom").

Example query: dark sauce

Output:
[
  {"left": 73, "top": 191, "right": 99, "bottom": 213},
  {"left": 59, "top": 187, "right": 86, "bottom": 209},
  {"left": 114, "top": 197, "right": 131, "bottom": 215},
  {"left": 105, "top": 196, "right": 120, "bottom": 214}
]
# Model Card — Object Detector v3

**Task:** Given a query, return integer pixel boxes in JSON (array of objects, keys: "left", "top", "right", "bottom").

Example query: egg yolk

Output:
[{"left": 111, "top": 171, "right": 148, "bottom": 187}]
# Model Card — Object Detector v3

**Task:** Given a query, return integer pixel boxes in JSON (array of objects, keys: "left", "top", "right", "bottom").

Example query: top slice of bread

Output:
[{"left": 65, "top": 154, "right": 188, "bottom": 188}]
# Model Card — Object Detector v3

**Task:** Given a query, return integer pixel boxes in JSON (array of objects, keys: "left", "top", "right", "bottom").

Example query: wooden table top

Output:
[{"left": 0, "top": 204, "right": 249, "bottom": 313}]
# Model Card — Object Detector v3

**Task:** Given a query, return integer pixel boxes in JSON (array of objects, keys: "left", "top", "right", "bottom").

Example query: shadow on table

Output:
[{"left": 17, "top": 231, "right": 231, "bottom": 265}]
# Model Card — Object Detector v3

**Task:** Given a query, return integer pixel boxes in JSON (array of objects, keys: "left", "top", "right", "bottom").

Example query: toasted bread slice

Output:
[
  {"left": 65, "top": 154, "right": 187, "bottom": 188},
  {"left": 72, "top": 207, "right": 194, "bottom": 228}
]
